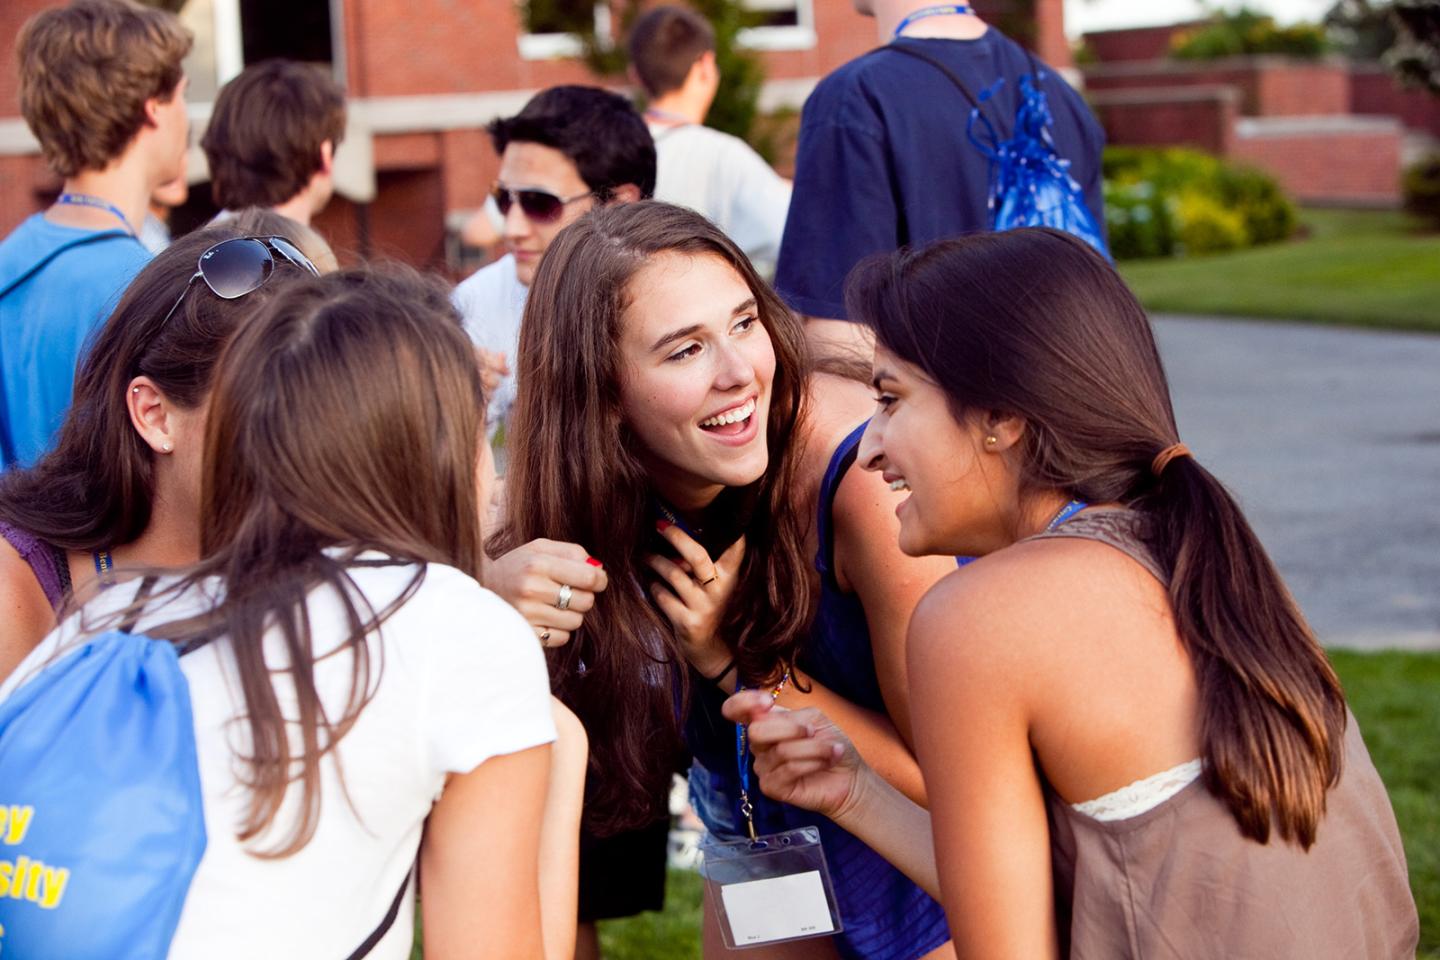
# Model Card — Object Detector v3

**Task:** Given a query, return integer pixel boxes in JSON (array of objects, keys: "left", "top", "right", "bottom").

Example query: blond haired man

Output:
[{"left": 0, "top": 0, "right": 191, "bottom": 468}]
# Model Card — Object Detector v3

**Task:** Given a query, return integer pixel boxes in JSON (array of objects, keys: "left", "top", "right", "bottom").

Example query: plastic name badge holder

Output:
[{"left": 701, "top": 827, "right": 843, "bottom": 950}]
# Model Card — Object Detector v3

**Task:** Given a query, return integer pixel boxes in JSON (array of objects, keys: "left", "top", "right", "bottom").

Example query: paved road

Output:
[{"left": 1153, "top": 315, "right": 1440, "bottom": 651}]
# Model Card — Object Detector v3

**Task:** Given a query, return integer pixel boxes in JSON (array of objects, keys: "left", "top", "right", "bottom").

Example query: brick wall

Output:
[
  {"left": 1085, "top": 57, "right": 1351, "bottom": 117},
  {"left": 1090, "top": 87, "right": 1237, "bottom": 155},
  {"left": 0, "top": 154, "right": 57, "bottom": 235},
  {"left": 1, "top": 0, "right": 52, "bottom": 118},
  {"left": 1350, "top": 65, "right": 1440, "bottom": 138},
  {"left": 1231, "top": 117, "right": 1402, "bottom": 204},
  {"left": 1083, "top": 22, "right": 1202, "bottom": 64}
]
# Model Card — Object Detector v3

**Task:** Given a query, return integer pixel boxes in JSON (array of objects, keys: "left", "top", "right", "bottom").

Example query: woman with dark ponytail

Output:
[{"left": 726, "top": 228, "right": 1417, "bottom": 957}]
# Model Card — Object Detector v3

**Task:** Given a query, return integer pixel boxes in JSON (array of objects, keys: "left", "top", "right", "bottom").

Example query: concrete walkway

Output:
[{"left": 1153, "top": 315, "right": 1440, "bottom": 651}]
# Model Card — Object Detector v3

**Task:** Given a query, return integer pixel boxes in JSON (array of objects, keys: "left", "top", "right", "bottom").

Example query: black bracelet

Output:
[{"left": 699, "top": 657, "right": 736, "bottom": 684}]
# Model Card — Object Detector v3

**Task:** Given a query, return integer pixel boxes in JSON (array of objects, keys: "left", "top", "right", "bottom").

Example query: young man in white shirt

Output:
[
  {"left": 628, "top": 6, "right": 791, "bottom": 277},
  {"left": 452, "top": 86, "right": 655, "bottom": 433}
]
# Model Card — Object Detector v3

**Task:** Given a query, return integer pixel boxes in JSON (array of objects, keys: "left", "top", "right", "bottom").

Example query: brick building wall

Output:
[
  {"left": 1082, "top": 21, "right": 1201, "bottom": 64},
  {"left": 1350, "top": 65, "right": 1440, "bottom": 139},
  {"left": 1231, "top": 117, "right": 1402, "bottom": 204},
  {"left": 1090, "top": 87, "right": 1237, "bottom": 155},
  {"left": 1085, "top": 57, "right": 1352, "bottom": 117}
]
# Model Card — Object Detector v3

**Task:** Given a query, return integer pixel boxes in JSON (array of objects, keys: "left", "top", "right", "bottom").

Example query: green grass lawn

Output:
[
  {"left": 599, "top": 868, "right": 704, "bottom": 960},
  {"left": 1330, "top": 650, "right": 1440, "bottom": 958},
  {"left": 601, "top": 651, "right": 1440, "bottom": 958},
  {"left": 1119, "top": 209, "right": 1440, "bottom": 333}
]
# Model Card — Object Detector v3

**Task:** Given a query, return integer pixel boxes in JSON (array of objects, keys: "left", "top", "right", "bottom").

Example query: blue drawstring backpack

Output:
[
  {"left": 0, "top": 577, "right": 207, "bottom": 959},
  {"left": 888, "top": 43, "right": 1111, "bottom": 260},
  {"left": 0, "top": 572, "right": 414, "bottom": 959}
]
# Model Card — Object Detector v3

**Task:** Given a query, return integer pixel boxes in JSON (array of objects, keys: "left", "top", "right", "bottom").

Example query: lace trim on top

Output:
[{"left": 1071, "top": 759, "right": 1203, "bottom": 821}]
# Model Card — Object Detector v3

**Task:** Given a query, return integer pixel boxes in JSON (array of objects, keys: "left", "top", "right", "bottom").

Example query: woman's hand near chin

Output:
[
  {"left": 722, "top": 691, "right": 864, "bottom": 822},
  {"left": 646, "top": 523, "right": 745, "bottom": 682},
  {"left": 483, "top": 539, "right": 608, "bottom": 648}
]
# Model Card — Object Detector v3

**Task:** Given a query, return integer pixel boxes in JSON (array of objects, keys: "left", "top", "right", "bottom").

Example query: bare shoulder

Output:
[{"left": 909, "top": 536, "right": 1175, "bottom": 695}]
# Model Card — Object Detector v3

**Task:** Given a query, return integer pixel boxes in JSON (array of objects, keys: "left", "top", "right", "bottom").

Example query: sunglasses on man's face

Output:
[
  {"left": 492, "top": 184, "right": 592, "bottom": 224},
  {"left": 158, "top": 235, "right": 320, "bottom": 328}
]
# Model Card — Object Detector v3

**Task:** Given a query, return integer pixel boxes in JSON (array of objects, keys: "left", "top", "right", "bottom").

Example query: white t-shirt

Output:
[
  {"left": 648, "top": 123, "right": 792, "bottom": 277},
  {"left": 453, "top": 254, "right": 529, "bottom": 432},
  {"left": 2, "top": 556, "right": 555, "bottom": 959}
]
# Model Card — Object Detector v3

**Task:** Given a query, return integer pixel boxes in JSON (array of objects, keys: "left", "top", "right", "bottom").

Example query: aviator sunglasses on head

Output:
[
  {"left": 492, "top": 183, "right": 592, "bottom": 224},
  {"left": 158, "top": 235, "right": 319, "bottom": 328}
]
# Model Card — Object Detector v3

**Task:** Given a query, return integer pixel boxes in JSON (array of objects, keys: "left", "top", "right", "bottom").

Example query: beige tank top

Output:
[{"left": 1028, "top": 509, "right": 1419, "bottom": 958}]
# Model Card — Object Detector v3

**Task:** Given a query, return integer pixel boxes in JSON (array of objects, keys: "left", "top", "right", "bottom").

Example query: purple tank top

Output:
[{"left": 0, "top": 520, "right": 70, "bottom": 611}]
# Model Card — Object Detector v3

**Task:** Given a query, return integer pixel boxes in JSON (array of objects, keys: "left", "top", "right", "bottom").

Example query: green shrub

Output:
[
  {"left": 1403, "top": 154, "right": 1440, "bottom": 228},
  {"left": 1171, "top": 7, "right": 1330, "bottom": 60},
  {"left": 1173, "top": 193, "right": 1249, "bottom": 254},
  {"left": 1105, "top": 180, "right": 1177, "bottom": 260},
  {"left": 1102, "top": 147, "right": 1294, "bottom": 260},
  {"left": 1214, "top": 164, "right": 1297, "bottom": 245}
]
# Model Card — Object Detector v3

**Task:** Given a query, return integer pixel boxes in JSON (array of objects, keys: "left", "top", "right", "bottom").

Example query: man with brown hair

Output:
[
  {"left": 627, "top": 5, "right": 790, "bottom": 275},
  {"left": 201, "top": 59, "right": 346, "bottom": 227},
  {"left": 0, "top": 0, "right": 191, "bottom": 468}
]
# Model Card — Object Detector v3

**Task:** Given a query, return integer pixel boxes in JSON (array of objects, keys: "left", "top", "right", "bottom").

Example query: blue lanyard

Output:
[
  {"left": 955, "top": 499, "right": 1087, "bottom": 567},
  {"left": 1047, "top": 498, "right": 1088, "bottom": 531},
  {"left": 892, "top": 3, "right": 973, "bottom": 39},
  {"left": 734, "top": 677, "right": 759, "bottom": 842},
  {"left": 56, "top": 193, "right": 135, "bottom": 236}
]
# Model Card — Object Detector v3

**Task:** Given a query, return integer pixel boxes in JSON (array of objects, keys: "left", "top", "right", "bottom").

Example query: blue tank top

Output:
[{"left": 685, "top": 422, "right": 950, "bottom": 960}]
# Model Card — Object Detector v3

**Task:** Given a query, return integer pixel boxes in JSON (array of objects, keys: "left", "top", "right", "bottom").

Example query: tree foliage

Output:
[
  {"left": 1327, "top": 0, "right": 1440, "bottom": 95},
  {"left": 579, "top": 0, "right": 767, "bottom": 144},
  {"left": 1170, "top": 6, "right": 1331, "bottom": 60}
]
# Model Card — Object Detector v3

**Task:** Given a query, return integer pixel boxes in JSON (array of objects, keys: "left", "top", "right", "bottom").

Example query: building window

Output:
[
  {"left": 241, "top": 0, "right": 334, "bottom": 63},
  {"left": 738, "top": 0, "right": 816, "bottom": 50},
  {"left": 177, "top": 0, "right": 344, "bottom": 101},
  {"left": 518, "top": 0, "right": 611, "bottom": 59},
  {"left": 514, "top": 0, "right": 813, "bottom": 60}
]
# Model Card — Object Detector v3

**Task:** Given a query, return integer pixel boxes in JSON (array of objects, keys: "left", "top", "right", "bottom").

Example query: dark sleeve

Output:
[
  {"left": 1079, "top": 107, "right": 1107, "bottom": 242},
  {"left": 774, "top": 112, "right": 898, "bottom": 322},
  {"left": 1051, "top": 81, "right": 1108, "bottom": 239}
]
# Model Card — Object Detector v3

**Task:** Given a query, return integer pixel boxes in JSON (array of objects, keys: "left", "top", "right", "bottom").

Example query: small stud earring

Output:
[
  {"left": 132, "top": 386, "right": 140, "bottom": 394},
  {"left": 162, "top": 441, "right": 173, "bottom": 453},
  {"left": 985, "top": 436, "right": 998, "bottom": 446}
]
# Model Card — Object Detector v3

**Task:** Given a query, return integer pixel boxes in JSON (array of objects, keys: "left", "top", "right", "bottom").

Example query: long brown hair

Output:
[
  {"left": 134, "top": 267, "right": 486, "bottom": 856},
  {"left": 496, "top": 201, "right": 814, "bottom": 834},
  {"left": 847, "top": 228, "right": 1346, "bottom": 848},
  {"left": 0, "top": 222, "right": 317, "bottom": 551}
]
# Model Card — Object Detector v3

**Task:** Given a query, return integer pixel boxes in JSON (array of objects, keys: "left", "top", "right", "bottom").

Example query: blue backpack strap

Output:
[
  {"left": 0, "top": 229, "right": 132, "bottom": 303},
  {"left": 884, "top": 42, "right": 986, "bottom": 114}
]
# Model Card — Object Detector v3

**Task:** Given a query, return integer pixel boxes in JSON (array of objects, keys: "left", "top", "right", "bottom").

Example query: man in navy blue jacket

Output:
[{"left": 775, "top": 1, "right": 1104, "bottom": 342}]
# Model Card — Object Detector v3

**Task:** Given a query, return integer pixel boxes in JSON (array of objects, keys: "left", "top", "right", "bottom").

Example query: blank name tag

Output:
[{"left": 719, "top": 870, "right": 837, "bottom": 945}]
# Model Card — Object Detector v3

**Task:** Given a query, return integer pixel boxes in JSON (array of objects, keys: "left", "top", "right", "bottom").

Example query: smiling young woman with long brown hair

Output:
[
  {"left": 496, "top": 201, "right": 955, "bottom": 960},
  {"left": 726, "top": 227, "right": 1418, "bottom": 959}
]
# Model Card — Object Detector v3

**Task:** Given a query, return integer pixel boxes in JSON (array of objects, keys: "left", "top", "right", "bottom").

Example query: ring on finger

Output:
[
  {"left": 699, "top": 574, "right": 718, "bottom": 586},
  {"left": 555, "top": 583, "right": 573, "bottom": 611}
]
